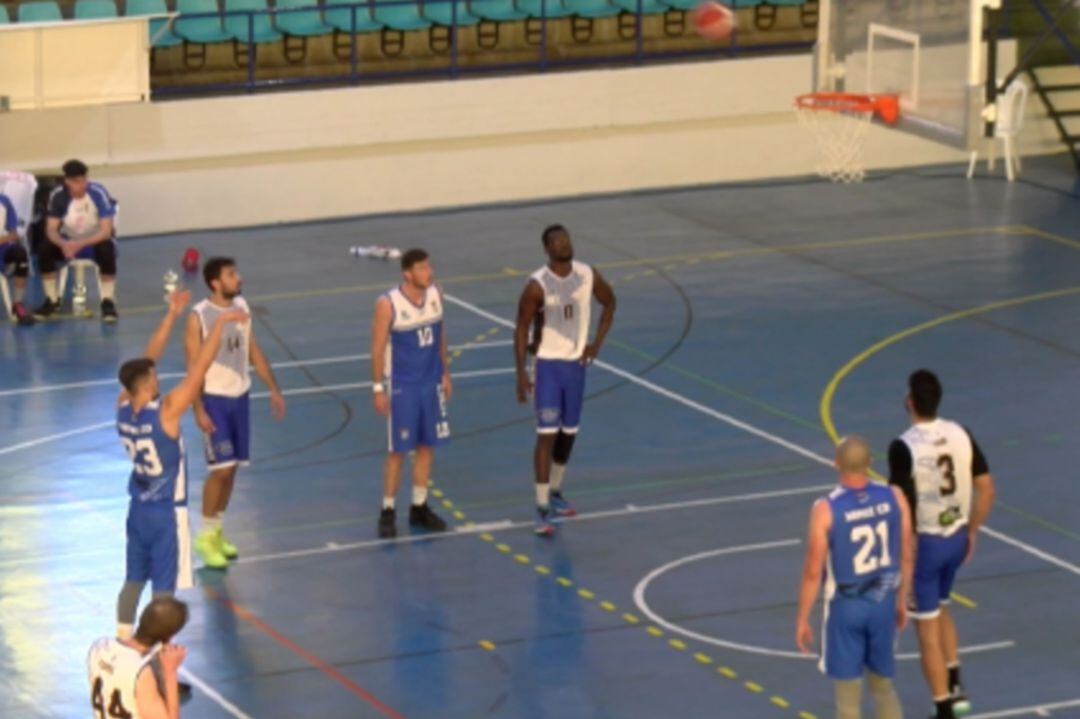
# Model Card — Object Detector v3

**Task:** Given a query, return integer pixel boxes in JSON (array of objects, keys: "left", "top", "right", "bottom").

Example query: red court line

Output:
[{"left": 204, "top": 587, "right": 407, "bottom": 719}]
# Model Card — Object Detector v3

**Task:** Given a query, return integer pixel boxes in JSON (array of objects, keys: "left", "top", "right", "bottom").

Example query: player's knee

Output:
[
  {"left": 834, "top": 679, "right": 862, "bottom": 719},
  {"left": 553, "top": 432, "right": 576, "bottom": 464},
  {"left": 95, "top": 242, "right": 118, "bottom": 275},
  {"left": 7, "top": 245, "right": 29, "bottom": 277}
]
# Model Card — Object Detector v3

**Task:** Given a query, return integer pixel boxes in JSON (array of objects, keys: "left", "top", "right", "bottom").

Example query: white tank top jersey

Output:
[
  {"left": 87, "top": 637, "right": 158, "bottom": 719},
  {"left": 531, "top": 261, "right": 594, "bottom": 361},
  {"left": 193, "top": 296, "right": 251, "bottom": 397},
  {"left": 900, "top": 418, "right": 975, "bottom": 537},
  {"left": 385, "top": 285, "right": 444, "bottom": 385}
]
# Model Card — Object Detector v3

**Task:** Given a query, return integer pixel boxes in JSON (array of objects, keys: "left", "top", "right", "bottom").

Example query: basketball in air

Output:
[{"left": 691, "top": 0, "right": 735, "bottom": 40}]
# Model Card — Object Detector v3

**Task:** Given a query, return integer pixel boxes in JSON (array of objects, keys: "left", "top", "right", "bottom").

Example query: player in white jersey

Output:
[
  {"left": 515, "top": 225, "right": 616, "bottom": 536},
  {"left": 370, "top": 249, "right": 451, "bottom": 538},
  {"left": 185, "top": 258, "right": 286, "bottom": 569},
  {"left": 888, "top": 370, "right": 996, "bottom": 719},
  {"left": 88, "top": 597, "right": 189, "bottom": 719}
]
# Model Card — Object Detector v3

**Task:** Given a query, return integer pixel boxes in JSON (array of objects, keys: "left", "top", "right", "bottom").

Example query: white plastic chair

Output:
[
  {"left": 0, "top": 170, "right": 37, "bottom": 321},
  {"left": 968, "top": 78, "right": 1029, "bottom": 182},
  {"left": 58, "top": 259, "right": 104, "bottom": 315}
]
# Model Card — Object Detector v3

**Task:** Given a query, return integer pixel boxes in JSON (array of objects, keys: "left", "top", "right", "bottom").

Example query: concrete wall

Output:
[{"left": 0, "top": 48, "right": 1060, "bottom": 236}]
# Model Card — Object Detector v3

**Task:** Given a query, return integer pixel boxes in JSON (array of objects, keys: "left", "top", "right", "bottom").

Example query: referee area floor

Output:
[{"left": 1, "top": 157, "right": 1079, "bottom": 719}]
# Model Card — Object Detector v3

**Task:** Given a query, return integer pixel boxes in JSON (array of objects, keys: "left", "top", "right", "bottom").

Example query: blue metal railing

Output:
[{"left": 154, "top": 0, "right": 817, "bottom": 96}]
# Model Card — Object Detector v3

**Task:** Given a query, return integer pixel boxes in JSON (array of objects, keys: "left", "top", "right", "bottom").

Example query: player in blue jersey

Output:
[
  {"left": 114, "top": 290, "right": 247, "bottom": 641},
  {"left": 797, "top": 436, "right": 913, "bottom": 719},
  {"left": 370, "top": 249, "right": 451, "bottom": 539}
]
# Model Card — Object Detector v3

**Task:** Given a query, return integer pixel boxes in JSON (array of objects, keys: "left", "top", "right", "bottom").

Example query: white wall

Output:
[{"left": 0, "top": 50, "right": 1061, "bottom": 236}]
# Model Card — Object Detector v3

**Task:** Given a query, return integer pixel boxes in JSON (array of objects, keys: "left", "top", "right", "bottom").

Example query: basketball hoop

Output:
[{"left": 794, "top": 93, "right": 900, "bottom": 183}]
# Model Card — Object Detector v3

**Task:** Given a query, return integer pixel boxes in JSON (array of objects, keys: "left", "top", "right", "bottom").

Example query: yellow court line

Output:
[
  {"left": 820, "top": 286, "right": 1080, "bottom": 444},
  {"left": 1021, "top": 226, "right": 1080, "bottom": 250}
]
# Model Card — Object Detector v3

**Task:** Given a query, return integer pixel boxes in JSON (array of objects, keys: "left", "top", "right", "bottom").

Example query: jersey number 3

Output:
[
  {"left": 121, "top": 437, "right": 164, "bottom": 478},
  {"left": 91, "top": 677, "right": 133, "bottom": 719},
  {"left": 851, "top": 521, "right": 892, "bottom": 575}
]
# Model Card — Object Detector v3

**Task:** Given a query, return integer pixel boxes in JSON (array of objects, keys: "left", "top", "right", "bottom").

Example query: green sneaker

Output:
[
  {"left": 217, "top": 528, "right": 238, "bottom": 560},
  {"left": 195, "top": 530, "right": 228, "bottom": 570}
]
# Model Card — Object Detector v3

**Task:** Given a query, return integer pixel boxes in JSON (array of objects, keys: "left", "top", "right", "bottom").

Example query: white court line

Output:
[
  {"left": 0, "top": 367, "right": 514, "bottom": 458},
  {"left": 443, "top": 293, "right": 1080, "bottom": 579},
  {"left": 632, "top": 541, "right": 1015, "bottom": 661},
  {"left": 0, "top": 340, "right": 511, "bottom": 398},
  {"left": 967, "top": 699, "right": 1080, "bottom": 718},
  {"left": 230, "top": 486, "right": 828, "bottom": 566}
]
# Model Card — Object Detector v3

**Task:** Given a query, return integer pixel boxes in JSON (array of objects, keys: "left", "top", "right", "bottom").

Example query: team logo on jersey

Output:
[
  {"left": 538, "top": 407, "right": 560, "bottom": 424},
  {"left": 400, "top": 429, "right": 410, "bottom": 441},
  {"left": 400, "top": 311, "right": 410, "bottom": 321}
]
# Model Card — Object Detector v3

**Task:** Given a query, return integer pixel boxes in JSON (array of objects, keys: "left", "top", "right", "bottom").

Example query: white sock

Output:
[
  {"left": 536, "top": 484, "right": 550, "bottom": 509},
  {"left": 203, "top": 515, "right": 221, "bottom": 534},
  {"left": 117, "top": 623, "right": 134, "bottom": 640},
  {"left": 382, "top": 497, "right": 395, "bottom": 510},
  {"left": 550, "top": 464, "right": 567, "bottom": 493},
  {"left": 44, "top": 277, "right": 59, "bottom": 303},
  {"left": 412, "top": 486, "right": 428, "bottom": 507},
  {"left": 101, "top": 280, "right": 115, "bottom": 302}
]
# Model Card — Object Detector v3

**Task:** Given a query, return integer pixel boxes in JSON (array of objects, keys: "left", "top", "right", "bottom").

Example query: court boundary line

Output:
[
  {"left": 443, "top": 293, "right": 1080, "bottom": 580},
  {"left": 0, "top": 340, "right": 512, "bottom": 398},
  {"left": 0, "top": 367, "right": 515, "bottom": 458},
  {"left": 967, "top": 698, "right": 1080, "bottom": 719}
]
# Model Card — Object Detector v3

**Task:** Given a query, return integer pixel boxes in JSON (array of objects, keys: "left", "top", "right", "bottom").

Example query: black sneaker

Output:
[
  {"left": 33, "top": 299, "right": 60, "bottom": 320},
  {"left": 101, "top": 299, "right": 118, "bottom": 323},
  {"left": 179, "top": 681, "right": 193, "bottom": 704},
  {"left": 378, "top": 508, "right": 396, "bottom": 538},
  {"left": 11, "top": 302, "right": 35, "bottom": 326},
  {"left": 409, "top": 503, "right": 447, "bottom": 532}
]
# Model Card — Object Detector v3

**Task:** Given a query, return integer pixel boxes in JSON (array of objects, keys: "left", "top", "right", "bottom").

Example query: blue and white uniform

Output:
[
  {"left": 889, "top": 419, "right": 988, "bottom": 619},
  {"left": 0, "top": 193, "right": 21, "bottom": 264},
  {"left": 820, "top": 482, "right": 902, "bottom": 680},
  {"left": 193, "top": 296, "right": 252, "bottom": 470},
  {"left": 530, "top": 261, "right": 593, "bottom": 435},
  {"left": 117, "top": 400, "right": 193, "bottom": 593},
  {"left": 47, "top": 181, "right": 117, "bottom": 257},
  {"left": 384, "top": 285, "right": 449, "bottom": 453}
]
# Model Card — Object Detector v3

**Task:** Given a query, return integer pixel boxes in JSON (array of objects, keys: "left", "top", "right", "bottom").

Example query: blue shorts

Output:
[
  {"left": 820, "top": 593, "right": 897, "bottom": 680},
  {"left": 534, "top": 359, "right": 586, "bottom": 435},
  {"left": 125, "top": 503, "right": 193, "bottom": 593},
  {"left": 389, "top": 381, "right": 449, "bottom": 454},
  {"left": 912, "top": 531, "right": 969, "bottom": 619},
  {"left": 202, "top": 393, "right": 251, "bottom": 470}
]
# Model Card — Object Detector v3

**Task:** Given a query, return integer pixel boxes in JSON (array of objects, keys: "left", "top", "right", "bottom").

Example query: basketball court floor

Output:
[{"left": 1, "top": 157, "right": 1078, "bottom": 718}]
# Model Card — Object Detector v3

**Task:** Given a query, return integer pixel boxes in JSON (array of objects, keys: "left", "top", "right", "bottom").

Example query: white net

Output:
[{"left": 795, "top": 103, "right": 874, "bottom": 184}]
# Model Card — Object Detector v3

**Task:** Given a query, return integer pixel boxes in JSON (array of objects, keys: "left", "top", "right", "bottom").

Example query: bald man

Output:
[{"left": 796, "top": 437, "right": 913, "bottom": 719}]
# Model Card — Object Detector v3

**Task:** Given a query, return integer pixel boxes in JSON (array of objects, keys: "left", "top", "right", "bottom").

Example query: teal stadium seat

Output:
[
  {"left": 323, "top": 0, "right": 383, "bottom": 33},
  {"left": 612, "top": 0, "right": 667, "bottom": 14},
  {"left": 223, "top": 0, "right": 282, "bottom": 42},
  {"left": 470, "top": 0, "right": 528, "bottom": 21},
  {"left": 126, "top": 0, "right": 183, "bottom": 48},
  {"left": 423, "top": 0, "right": 481, "bottom": 27},
  {"left": 18, "top": 1, "right": 64, "bottom": 22},
  {"left": 174, "top": 0, "right": 232, "bottom": 43},
  {"left": 563, "top": 0, "right": 619, "bottom": 18},
  {"left": 0, "top": 5, "right": 10, "bottom": 22},
  {"left": 373, "top": 0, "right": 431, "bottom": 31},
  {"left": 277, "top": 0, "right": 335, "bottom": 36},
  {"left": 74, "top": 0, "right": 118, "bottom": 19},
  {"left": 517, "top": 0, "right": 573, "bottom": 19}
]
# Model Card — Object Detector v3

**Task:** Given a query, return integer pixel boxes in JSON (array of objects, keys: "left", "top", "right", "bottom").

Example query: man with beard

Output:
[
  {"left": 370, "top": 248, "right": 451, "bottom": 539},
  {"left": 186, "top": 257, "right": 286, "bottom": 569},
  {"left": 514, "top": 225, "right": 616, "bottom": 536}
]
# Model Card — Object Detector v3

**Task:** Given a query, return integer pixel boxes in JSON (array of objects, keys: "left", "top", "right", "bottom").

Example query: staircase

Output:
[{"left": 1027, "top": 64, "right": 1080, "bottom": 171}]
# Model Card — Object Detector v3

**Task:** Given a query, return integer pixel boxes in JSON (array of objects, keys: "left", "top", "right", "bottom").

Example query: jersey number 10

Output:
[
  {"left": 416, "top": 326, "right": 435, "bottom": 347},
  {"left": 851, "top": 520, "right": 891, "bottom": 575}
]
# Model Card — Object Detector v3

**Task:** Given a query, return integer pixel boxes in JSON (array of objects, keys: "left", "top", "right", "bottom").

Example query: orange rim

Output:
[{"left": 794, "top": 93, "right": 900, "bottom": 126}]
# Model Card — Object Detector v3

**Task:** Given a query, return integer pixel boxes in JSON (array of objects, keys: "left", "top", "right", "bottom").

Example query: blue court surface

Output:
[{"left": 2, "top": 159, "right": 1079, "bottom": 719}]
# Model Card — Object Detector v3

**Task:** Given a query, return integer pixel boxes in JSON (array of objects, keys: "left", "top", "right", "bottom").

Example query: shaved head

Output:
[{"left": 835, "top": 436, "right": 872, "bottom": 475}]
